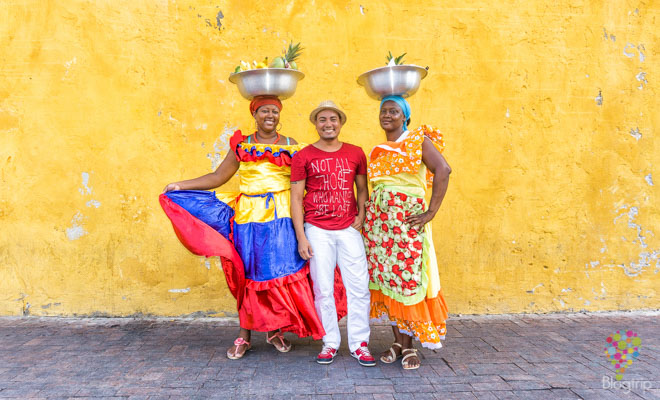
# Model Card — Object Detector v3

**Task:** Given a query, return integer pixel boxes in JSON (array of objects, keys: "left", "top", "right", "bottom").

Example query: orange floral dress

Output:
[{"left": 364, "top": 125, "right": 448, "bottom": 349}]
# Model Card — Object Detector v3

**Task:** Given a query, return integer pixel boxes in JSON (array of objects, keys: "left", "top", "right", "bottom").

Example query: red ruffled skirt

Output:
[{"left": 161, "top": 192, "right": 345, "bottom": 340}]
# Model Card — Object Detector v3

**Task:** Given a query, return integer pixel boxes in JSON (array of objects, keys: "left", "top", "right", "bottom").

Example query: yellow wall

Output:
[{"left": 1, "top": 0, "right": 658, "bottom": 316}]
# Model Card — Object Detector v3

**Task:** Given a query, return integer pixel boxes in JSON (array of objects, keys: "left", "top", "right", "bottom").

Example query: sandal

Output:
[
  {"left": 380, "top": 342, "right": 403, "bottom": 364},
  {"left": 266, "top": 331, "right": 292, "bottom": 353},
  {"left": 226, "top": 337, "right": 251, "bottom": 360},
  {"left": 401, "top": 348, "right": 420, "bottom": 370}
]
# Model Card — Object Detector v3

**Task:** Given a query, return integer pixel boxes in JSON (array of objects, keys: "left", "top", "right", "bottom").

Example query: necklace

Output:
[{"left": 254, "top": 131, "right": 281, "bottom": 144}]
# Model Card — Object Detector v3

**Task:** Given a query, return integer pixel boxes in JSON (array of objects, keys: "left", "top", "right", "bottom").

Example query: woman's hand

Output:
[
  {"left": 162, "top": 183, "right": 181, "bottom": 193},
  {"left": 406, "top": 211, "right": 434, "bottom": 230},
  {"left": 297, "top": 236, "right": 314, "bottom": 261}
]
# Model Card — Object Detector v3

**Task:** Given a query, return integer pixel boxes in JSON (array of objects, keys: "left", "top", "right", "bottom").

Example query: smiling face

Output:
[
  {"left": 253, "top": 104, "right": 280, "bottom": 133},
  {"left": 379, "top": 100, "right": 405, "bottom": 133},
  {"left": 315, "top": 109, "right": 342, "bottom": 141}
]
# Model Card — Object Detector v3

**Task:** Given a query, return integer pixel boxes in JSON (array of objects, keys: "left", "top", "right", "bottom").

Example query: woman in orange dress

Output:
[{"left": 363, "top": 95, "right": 452, "bottom": 369}]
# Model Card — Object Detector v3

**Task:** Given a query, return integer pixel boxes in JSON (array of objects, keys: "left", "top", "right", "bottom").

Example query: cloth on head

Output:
[
  {"left": 380, "top": 95, "right": 411, "bottom": 132},
  {"left": 250, "top": 96, "right": 282, "bottom": 114}
]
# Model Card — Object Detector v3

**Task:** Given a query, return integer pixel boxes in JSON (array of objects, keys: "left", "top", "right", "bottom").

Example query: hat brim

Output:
[{"left": 309, "top": 107, "right": 347, "bottom": 125}]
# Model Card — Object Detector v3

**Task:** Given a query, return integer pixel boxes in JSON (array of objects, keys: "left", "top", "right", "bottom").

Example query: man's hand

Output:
[
  {"left": 406, "top": 211, "right": 433, "bottom": 230},
  {"left": 351, "top": 214, "right": 365, "bottom": 231},
  {"left": 297, "top": 236, "right": 314, "bottom": 260}
]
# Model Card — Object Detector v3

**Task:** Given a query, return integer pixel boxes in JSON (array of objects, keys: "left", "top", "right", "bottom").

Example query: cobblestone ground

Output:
[{"left": 0, "top": 313, "right": 658, "bottom": 399}]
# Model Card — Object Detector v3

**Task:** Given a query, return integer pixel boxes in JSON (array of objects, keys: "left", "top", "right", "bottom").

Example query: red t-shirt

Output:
[{"left": 291, "top": 143, "right": 367, "bottom": 230}]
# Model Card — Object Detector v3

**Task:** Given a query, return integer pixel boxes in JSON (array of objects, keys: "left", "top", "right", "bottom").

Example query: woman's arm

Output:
[
  {"left": 406, "top": 137, "right": 451, "bottom": 228},
  {"left": 163, "top": 151, "right": 240, "bottom": 193},
  {"left": 290, "top": 179, "right": 313, "bottom": 260}
]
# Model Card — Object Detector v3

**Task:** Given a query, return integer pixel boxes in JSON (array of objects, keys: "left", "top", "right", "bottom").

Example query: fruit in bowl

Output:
[
  {"left": 232, "top": 41, "right": 303, "bottom": 73},
  {"left": 269, "top": 41, "right": 303, "bottom": 69},
  {"left": 356, "top": 52, "right": 428, "bottom": 100},
  {"left": 386, "top": 51, "right": 407, "bottom": 66}
]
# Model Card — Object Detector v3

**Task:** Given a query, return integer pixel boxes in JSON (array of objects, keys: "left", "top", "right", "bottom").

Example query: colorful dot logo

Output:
[{"left": 604, "top": 330, "right": 642, "bottom": 381}]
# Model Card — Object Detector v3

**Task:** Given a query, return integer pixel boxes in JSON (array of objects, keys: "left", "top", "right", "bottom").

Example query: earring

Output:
[
  {"left": 276, "top": 123, "right": 282, "bottom": 132},
  {"left": 254, "top": 120, "right": 258, "bottom": 131}
]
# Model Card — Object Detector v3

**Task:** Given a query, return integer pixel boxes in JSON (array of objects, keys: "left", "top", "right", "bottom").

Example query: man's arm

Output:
[
  {"left": 351, "top": 174, "right": 368, "bottom": 230},
  {"left": 290, "top": 179, "right": 314, "bottom": 260}
]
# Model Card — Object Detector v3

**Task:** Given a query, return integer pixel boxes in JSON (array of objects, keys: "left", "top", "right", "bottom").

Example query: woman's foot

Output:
[
  {"left": 380, "top": 342, "right": 402, "bottom": 363},
  {"left": 401, "top": 348, "right": 420, "bottom": 370},
  {"left": 226, "top": 337, "right": 251, "bottom": 360},
  {"left": 266, "top": 331, "right": 292, "bottom": 353}
]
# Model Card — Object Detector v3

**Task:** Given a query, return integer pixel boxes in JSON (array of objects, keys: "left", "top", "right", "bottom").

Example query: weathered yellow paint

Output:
[{"left": 1, "top": 1, "right": 658, "bottom": 316}]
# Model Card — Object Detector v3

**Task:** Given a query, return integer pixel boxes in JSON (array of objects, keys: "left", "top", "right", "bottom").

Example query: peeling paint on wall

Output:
[
  {"left": 526, "top": 283, "right": 544, "bottom": 294},
  {"left": 644, "top": 174, "right": 653, "bottom": 186},
  {"left": 79, "top": 172, "right": 92, "bottom": 195},
  {"left": 169, "top": 288, "right": 191, "bottom": 293},
  {"left": 623, "top": 43, "right": 636, "bottom": 58},
  {"left": 206, "top": 125, "right": 236, "bottom": 170},
  {"left": 593, "top": 205, "right": 660, "bottom": 277},
  {"left": 600, "top": 238, "right": 608, "bottom": 254},
  {"left": 636, "top": 71, "right": 647, "bottom": 90},
  {"left": 62, "top": 57, "right": 77, "bottom": 81},
  {"left": 65, "top": 212, "right": 88, "bottom": 241},
  {"left": 216, "top": 10, "right": 224, "bottom": 30},
  {"left": 629, "top": 127, "right": 642, "bottom": 141},
  {"left": 86, "top": 200, "right": 101, "bottom": 208}
]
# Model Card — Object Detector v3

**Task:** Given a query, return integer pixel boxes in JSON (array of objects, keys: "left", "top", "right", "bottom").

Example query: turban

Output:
[
  {"left": 380, "top": 95, "right": 411, "bottom": 132},
  {"left": 249, "top": 96, "right": 282, "bottom": 115}
]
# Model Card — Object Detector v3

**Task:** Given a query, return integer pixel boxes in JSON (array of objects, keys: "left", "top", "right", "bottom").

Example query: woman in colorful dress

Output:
[
  {"left": 363, "top": 95, "right": 452, "bottom": 370},
  {"left": 161, "top": 96, "right": 325, "bottom": 359}
]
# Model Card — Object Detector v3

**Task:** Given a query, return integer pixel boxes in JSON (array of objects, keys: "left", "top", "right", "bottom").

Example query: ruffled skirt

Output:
[
  {"left": 363, "top": 187, "right": 448, "bottom": 349},
  {"left": 160, "top": 190, "right": 346, "bottom": 340}
]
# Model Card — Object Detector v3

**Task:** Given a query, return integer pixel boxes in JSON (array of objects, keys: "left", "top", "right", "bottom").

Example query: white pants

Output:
[{"left": 305, "top": 223, "right": 371, "bottom": 352}]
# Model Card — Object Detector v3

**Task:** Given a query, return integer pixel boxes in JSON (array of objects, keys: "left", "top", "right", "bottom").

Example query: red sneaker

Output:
[
  {"left": 316, "top": 346, "right": 338, "bottom": 364},
  {"left": 351, "top": 342, "right": 376, "bottom": 367}
]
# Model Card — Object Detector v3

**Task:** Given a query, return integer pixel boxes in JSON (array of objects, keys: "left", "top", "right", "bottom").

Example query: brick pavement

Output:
[{"left": 0, "top": 313, "right": 658, "bottom": 399}]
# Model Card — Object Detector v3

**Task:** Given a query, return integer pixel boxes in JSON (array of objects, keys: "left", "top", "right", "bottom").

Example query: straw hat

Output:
[{"left": 309, "top": 100, "right": 347, "bottom": 124}]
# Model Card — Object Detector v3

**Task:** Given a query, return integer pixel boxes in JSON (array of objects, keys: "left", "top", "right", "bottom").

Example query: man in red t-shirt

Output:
[{"left": 291, "top": 100, "right": 375, "bottom": 367}]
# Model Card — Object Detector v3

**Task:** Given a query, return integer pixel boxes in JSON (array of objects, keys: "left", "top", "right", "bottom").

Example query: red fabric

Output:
[
  {"left": 159, "top": 194, "right": 245, "bottom": 307},
  {"left": 229, "top": 130, "right": 295, "bottom": 166},
  {"left": 229, "top": 130, "right": 245, "bottom": 161},
  {"left": 249, "top": 95, "right": 282, "bottom": 114},
  {"left": 290, "top": 143, "right": 367, "bottom": 230},
  {"left": 240, "top": 265, "right": 324, "bottom": 338},
  {"left": 160, "top": 192, "right": 347, "bottom": 333},
  {"left": 242, "top": 265, "right": 347, "bottom": 336},
  {"left": 332, "top": 266, "right": 348, "bottom": 321}
]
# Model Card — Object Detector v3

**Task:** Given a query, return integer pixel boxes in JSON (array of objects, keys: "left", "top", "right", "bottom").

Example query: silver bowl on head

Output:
[
  {"left": 228, "top": 68, "right": 305, "bottom": 100},
  {"left": 357, "top": 65, "right": 428, "bottom": 100}
]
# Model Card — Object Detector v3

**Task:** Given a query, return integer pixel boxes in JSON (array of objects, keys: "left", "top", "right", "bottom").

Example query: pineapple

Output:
[
  {"left": 269, "top": 41, "right": 303, "bottom": 69},
  {"left": 386, "top": 51, "right": 407, "bottom": 66}
]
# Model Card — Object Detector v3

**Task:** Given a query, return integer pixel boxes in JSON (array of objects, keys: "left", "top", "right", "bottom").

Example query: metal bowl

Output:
[
  {"left": 357, "top": 65, "right": 428, "bottom": 100},
  {"left": 228, "top": 68, "right": 305, "bottom": 100}
]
